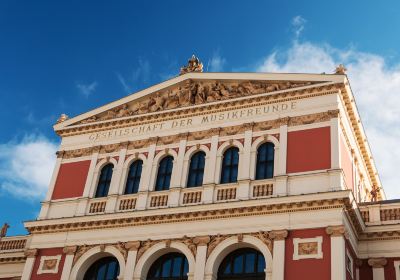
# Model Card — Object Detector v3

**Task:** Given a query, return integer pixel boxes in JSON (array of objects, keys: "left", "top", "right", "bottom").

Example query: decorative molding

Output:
[
  {"left": 58, "top": 110, "right": 337, "bottom": 160},
  {"left": 63, "top": 246, "right": 77, "bottom": 255},
  {"left": 37, "top": 255, "right": 62, "bottom": 275},
  {"left": 326, "top": 225, "right": 346, "bottom": 237},
  {"left": 193, "top": 236, "right": 210, "bottom": 246},
  {"left": 24, "top": 248, "right": 38, "bottom": 258},
  {"left": 293, "top": 236, "right": 323, "bottom": 260},
  {"left": 27, "top": 198, "right": 347, "bottom": 235},
  {"left": 367, "top": 258, "right": 387, "bottom": 268},
  {"left": 57, "top": 85, "right": 338, "bottom": 137},
  {"left": 269, "top": 230, "right": 288, "bottom": 241}
]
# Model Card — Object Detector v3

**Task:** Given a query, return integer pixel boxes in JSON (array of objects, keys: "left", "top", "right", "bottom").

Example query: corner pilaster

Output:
[{"left": 326, "top": 225, "right": 346, "bottom": 280}]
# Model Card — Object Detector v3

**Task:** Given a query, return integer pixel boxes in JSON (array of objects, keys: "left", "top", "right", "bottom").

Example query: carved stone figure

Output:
[
  {"left": 180, "top": 55, "right": 203, "bottom": 75},
  {"left": 0, "top": 223, "right": 9, "bottom": 238}
]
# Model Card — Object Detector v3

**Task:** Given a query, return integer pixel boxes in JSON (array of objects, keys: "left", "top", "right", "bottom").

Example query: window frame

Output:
[
  {"left": 220, "top": 147, "right": 240, "bottom": 184},
  {"left": 147, "top": 252, "right": 189, "bottom": 280},
  {"left": 155, "top": 155, "right": 174, "bottom": 191},
  {"left": 124, "top": 160, "right": 143, "bottom": 194},
  {"left": 83, "top": 256, "right": 120, "bottom": 280},
  {"left": 95, "top": 163, "right": 114, "bottom": 198},
  {"left": 187, "top": 151, "right": 206, "bottom": 188},
  {"left": 255, "top": 142, "right": 275, "bottom": 180}
]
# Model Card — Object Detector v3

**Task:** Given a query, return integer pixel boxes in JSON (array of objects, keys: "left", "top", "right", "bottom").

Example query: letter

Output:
[
  {"left": 291, "top": 102, "right": 297, "bottom": 109},
  {"left": 218, "top": 113, "right": 225, "bottom": 121},
  {"left": 281, "top": 103, "right": 288, "bottom": 110},
  {"left": 210, "top": 115, "right": 217, "bottom": 121},
  {"left": 89, "top": 133, "right": 97, "bottom": 141},
  {"left": 255, "top": 107, "right": 261, "bottom": 115},
  {"left": 201, "top": 116, "right": 209, "bottom": 123},
  {"left": 171, "top": 121, "right": 179, "bottom": 128},
  {"left": 263, "top": 106, "right": 270, "bottom": 113},
  {"left": 186, "top": 119, "right": 193, "bottom": 126},
  {"left": 247, "top": 109, "right": 253, "bottom": 116},
  {"left": 240, "top": 110, "right": 246, "bottom": 117},
  {"left": 272, "top": 104, "right": 279, "bottom": 112},
  {"left": 231, "top": 111, "right": 238, "bottom": 118},
  {"left": 159, "top": 122, "right": 165, "bottom": 130}
]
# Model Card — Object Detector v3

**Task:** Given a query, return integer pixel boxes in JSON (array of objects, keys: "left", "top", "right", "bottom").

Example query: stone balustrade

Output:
[
  {"left": 0, "top": 236, "right": 27, "bottom": 252},
  {"left": 359, "top": 200, "right": 400, "bottom": 225}
]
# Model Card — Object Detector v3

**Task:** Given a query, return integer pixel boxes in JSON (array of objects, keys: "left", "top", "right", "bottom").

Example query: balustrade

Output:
[{"left": 0, "top": 237, "right": 27, "bottom": 252}]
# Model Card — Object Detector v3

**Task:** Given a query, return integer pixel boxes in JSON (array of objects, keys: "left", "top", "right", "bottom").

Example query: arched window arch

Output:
[
  {"left": 217, "top": 248, "right": 265, "bottom": 280},
  {"left": 124, "top": 160, "right": 143, "bottom": 194},
  {"left": 187, "top": 151, "right": 206, "bottom": 187},
  {"left": 155, "top": 156, "right": 174, "bottom": 191},
  {"left": 95, "top": 164, "right": 114, "bottom": 198},
  {"left": 255, "top": 142, "right": 275, "bottom": 180},
  {"left": 84, "top": 256, "right": 119, "bottom": 280},
  {"left": 220, "top": 147, "right": 239, "bottom": 184},
  {"left": 147, "top": 253, "right": 189, "bottom": 280}
]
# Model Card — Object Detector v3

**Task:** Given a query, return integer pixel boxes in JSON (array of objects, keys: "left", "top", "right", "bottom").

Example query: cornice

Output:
[{"left": 25, "top": 197, "right": 347, "bottom": 235}]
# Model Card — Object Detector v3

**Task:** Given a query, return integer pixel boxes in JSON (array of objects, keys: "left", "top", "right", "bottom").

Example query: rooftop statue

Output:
[{"left": 180, "top": 55, "right": 204, "bottom": 75}]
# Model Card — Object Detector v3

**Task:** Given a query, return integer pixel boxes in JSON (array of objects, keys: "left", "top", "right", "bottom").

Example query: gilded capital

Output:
[
  {"left": 326, "top": 225, "right": 345, "bottom": 237},
  {"left": 24, "top": 248, "right": 38, "bottom": 258},
  {"left": 269, "top": 230, "right": 288, "bottom": 240},
  {"left": 368, "top": 258, "right": 387, "bottom": 268},
  {"left": 63, "top": 245, "right": 78, "bottom": 255},
  {"left": 193, "top": 236, "right": 211, "bottom": 246},
  {"left": 125, "top": 241, "right": 141, "bottom": 251}
]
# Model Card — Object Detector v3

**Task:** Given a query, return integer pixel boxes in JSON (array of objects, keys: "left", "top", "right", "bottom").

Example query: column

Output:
[
  {"left": 326, "top": 226, "right": 346, "bottom": 280},
  {"left": 270, "top": 230, "right": 288, "bottom": 280},
  {"left": 21, "top": 249, "right": 37, "bottom": 280},
  {"left": 368, "top": 258, "right": 387, "bottom": 280},
  {"left": 274, "top": 124, "right": 288, "bottom": 196},
  {"left": 193, "top": 236, "right": 210, "bottom": 280},
  {"left": 237, "top": 129, "right": 252, "bottom": 200},
  {"left": 106, "top": 145, "right": 128, "bottom": 213},
  {"left": 76, "top": 150, "right": 100, "bottom": 215},
  {"left": 203, "top": 134, "right": 219, "bottom": 204},
  {"left": 61, "top": 246, "right": 77, "bottom": 280},
  {"left": 137, "top": 144, "right": 156, "bottom": 210},
  {"left": 124, "top": 241, "right": 141, "bottom": 280}
]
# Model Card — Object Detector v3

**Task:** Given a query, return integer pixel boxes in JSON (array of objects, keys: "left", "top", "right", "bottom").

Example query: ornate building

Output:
[{"left": 1, "top": 57, "right": 399, "bottom": 280}]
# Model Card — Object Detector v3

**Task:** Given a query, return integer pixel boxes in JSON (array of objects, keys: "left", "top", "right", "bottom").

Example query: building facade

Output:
[{"left": 1, "top": 58, "right": 400, "bottom": 280}]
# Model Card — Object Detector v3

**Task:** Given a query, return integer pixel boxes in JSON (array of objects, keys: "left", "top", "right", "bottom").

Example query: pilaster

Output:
[
  {"left": 60, "top": 246, "right": 77, "bottom": 280},
  {"left": 204, "top": 135, "right": 219, "bottom": 185},
  {"left": 124, "top": 241, "right": 141, "bottom": 280},
  {"left": 193, "top": 236, "right": 210, "bottom": 280},
  {"left": 238, "top": 130, "right": 252, "bottom": 180},
  {"left": 326, "top": 225, "right": 346, "bottom": 280},
  {"left": 368, "top": 258, "right": 387, "bottom": 280},
  {"left": 330, "top": 116, "right": 340, "bottom": 169},
  {"left": 277, "top": 124, "right": 287, "bottom": 176},
  {"left": 270, "top": 230, "right": 288, "bottom": 280},
  {"left": 21, "top": 249, "right": 37, "bottom": 280}
]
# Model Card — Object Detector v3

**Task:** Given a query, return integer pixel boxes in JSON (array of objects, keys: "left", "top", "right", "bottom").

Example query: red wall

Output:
[
  {"left": 51, "top": 160, "right": 91, "bottom": 200},
  {"left": 31, "top": 248, "right": 65, "bottom": 280},
  {"left": 287, "top": 127, "right": 331, "bottom": 173},
  {"left": 285, "top": 228, "right": 331, "bottom": 280},
  {"left": 340, "top": 138, "right": 354, "bottom": 191},
  {"left": 358, "top": 260, "right": 373, "bottom": 280},
  {"left": 385, "top": 258, "right": 400, "bottom": 279}
]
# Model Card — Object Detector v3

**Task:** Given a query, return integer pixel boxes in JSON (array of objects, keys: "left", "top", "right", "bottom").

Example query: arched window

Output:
[
  {"left": 95, "top": 164, "right": 114, "bottom": 198},
  {"left": 84, "top": 256, "right": 119, "bottom": 280},
  {"left": 217, "top": 248, "right": 265, "bottom": 280},
  {"left": 187, "top": 151, "right": 206, "bottom": 187},
  {"left": 220, "top": 147, "right": 239, "bottom": 184},
  {"left": 147, "top": 253, "right": 188, "bottom": 280},
  {"left": 124, "top": 160, "right": 143, "bottom": 194},
  {"left": 155, "top": 156, "right": 174, "bottom": 191},
  {"left": 255, "top": 142, "right": 275, "bottom": 180}
]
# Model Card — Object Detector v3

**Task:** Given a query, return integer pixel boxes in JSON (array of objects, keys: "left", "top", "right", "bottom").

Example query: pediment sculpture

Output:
[{"left": 78, "top": 79, "right": 317, "bottom": 125}]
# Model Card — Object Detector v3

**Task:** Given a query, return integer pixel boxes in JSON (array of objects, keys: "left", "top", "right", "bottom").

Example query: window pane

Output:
[
  {"left": 245, "top": 252, "right": 256, "bottom": 273},
  {"left": 257, "top": 253, "right": 266, "bottom": 273},
  {"left": 172, "top": 256, "right": 182, "bottom": 277},
  {"left": 233, "top": 254, "right": 243, "bottom": 273},
  {"left": 161, "top": 259, "right": 171, "bottom": 277}
]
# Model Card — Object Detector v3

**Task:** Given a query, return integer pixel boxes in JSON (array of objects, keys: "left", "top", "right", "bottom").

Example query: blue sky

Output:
[{"left": 1, "top": 0, "right": 400, "bottom": 236}]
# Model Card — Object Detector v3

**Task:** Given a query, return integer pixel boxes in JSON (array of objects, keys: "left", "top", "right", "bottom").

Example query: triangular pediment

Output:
[{"left": 55, "top": 72, "right": 344, "bottom": 131}]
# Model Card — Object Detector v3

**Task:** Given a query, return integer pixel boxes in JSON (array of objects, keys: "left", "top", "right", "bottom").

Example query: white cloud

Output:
[
  {"left": 257, "top": 40, "right": 400, "bottom": 199},
  {"left": 76, "top": 81, "right": 98, "bottom": 97},
  {"left": 208, "top": 52, "right": 226, "bottom": 72},
  {"left": 292, "top": 15, "right": 306, "bottom": 38},
  {"left": 0, "top": 135, "right": 58, "bottom": 200},
  {"left": 117, "top": 58, "right": 152, "bottom": 93}
]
